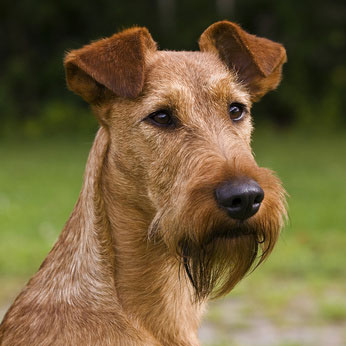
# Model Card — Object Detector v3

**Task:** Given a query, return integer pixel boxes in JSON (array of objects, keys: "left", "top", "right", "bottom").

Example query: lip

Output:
[{"left": 207, "top": 228, "right": 253, "bottom": 243}]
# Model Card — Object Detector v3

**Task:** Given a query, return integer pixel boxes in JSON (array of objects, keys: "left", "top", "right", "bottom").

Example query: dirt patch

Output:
[{"left": 199, "top": 297, "right": 346, "bottom": 346}]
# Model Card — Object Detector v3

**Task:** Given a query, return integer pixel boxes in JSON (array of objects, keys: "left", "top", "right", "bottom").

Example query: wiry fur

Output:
[{"left": 0, "top": 21, "right": 287, "bottom": 345}]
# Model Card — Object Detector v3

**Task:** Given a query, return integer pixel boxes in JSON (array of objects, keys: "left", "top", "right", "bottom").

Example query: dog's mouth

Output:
[
  {"left": 208, "top": 226, "right": 254, "bottom": 241},
  {"left": 149, "top": 188, "right": 284, "bottom": 301}
]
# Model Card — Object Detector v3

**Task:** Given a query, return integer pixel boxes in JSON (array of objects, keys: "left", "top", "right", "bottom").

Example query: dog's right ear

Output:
[
  {"left": 64, "top": 27, "right": 157, "bottom": 103},
  {"left": 199, "top": 21, "right": 286, "bottom": 102}
]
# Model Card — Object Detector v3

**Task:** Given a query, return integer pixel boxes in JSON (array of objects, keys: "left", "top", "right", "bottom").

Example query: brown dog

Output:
[{"left": 0, "top": 21, "right": 287, "bottom": 345}]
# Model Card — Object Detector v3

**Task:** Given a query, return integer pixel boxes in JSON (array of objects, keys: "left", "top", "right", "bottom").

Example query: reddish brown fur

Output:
[
  {"left": 65, "top": 27, "right": 157, "bottom": 101},
  {"left": 199, "top": 21, "right": 287, "bottom": 101},
  {"left": 0, "top": 21, "right": 287, "bottom": 345}
]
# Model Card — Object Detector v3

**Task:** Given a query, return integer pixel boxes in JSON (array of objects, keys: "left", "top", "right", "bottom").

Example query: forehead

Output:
[{"left": 143, "top": 51, "right": 249, "bottom": 104}]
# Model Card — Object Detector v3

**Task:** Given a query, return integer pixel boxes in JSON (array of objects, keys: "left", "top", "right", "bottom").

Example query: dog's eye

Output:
[
  {"left": 229, "top": 103, "right": 246, "bottom": 122},
  {"left": 147, "top": 110, "right": 175, "bottom": 128}
]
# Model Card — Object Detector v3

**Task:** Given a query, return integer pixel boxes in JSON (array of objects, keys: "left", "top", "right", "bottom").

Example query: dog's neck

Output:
[
  {"left": 22, "top": 128, "right": 202, "bottom": 345},
  {"left": 93, "top": 128, "right": 203, "bottom": 345}
]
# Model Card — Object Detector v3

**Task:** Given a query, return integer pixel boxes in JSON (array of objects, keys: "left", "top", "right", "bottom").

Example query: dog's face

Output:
[{"left": 65, "top": 22, "right": 287, "bottom": 300}]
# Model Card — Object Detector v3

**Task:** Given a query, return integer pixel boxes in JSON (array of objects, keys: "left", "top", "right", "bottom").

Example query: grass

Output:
[
  {"left": 1, "top": 127, "right": 346, "bottom": 345},
  {"left": 0, "top": 134, "right": 93, "bottom": 280}
]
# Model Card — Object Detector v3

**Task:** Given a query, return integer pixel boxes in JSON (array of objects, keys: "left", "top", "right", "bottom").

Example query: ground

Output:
[{"left": 1, "top": 127, "right": 346, "bottom": 345}]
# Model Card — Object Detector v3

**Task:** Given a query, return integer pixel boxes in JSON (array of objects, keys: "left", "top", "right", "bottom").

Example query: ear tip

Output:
[
  {"left": 202, "top": 20, "right": 243, "bottom": 36},
  {"left": 63, "top": 51, "right": 76, "bottom": 67},
  {"left": 116, "top": 26, "right": 157, "bottom": 51},
  {"left": 205, "top": 20, "right": 239, "bottom": 29},
  {"left": 280, "top": 45, "right": 288, "bottom": 62},
  {"left": 269, "top": 43, "right": 287, "bottom": 72},
  {"left": 199, "top": 20, "right": 246, "bottom": 51}
]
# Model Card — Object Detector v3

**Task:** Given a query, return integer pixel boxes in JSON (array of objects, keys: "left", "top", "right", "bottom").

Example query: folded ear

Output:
[
  {"left": 64, "top": 27, "right": 157, "bottom": 103},
  {"left": 199, "top": 21, "right": 287, "bottom": 102}
]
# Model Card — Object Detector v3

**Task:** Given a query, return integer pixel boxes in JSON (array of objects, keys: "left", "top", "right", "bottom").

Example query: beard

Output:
[{"left": 177, "top": 222, "right": 278, "bottom": 301}]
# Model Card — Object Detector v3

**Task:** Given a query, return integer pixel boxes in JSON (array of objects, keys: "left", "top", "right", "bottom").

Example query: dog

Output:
[{"left": 0, "top": 21, "right": 287, "bottom": 345}]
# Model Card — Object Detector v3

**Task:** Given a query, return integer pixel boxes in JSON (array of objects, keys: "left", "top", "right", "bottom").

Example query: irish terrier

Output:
[{"left": 0, "top": 21, "right": 287, "bottom": 345}]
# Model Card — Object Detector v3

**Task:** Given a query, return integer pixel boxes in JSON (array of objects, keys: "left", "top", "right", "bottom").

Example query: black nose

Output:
[{"left": 215, "top": 179, "right": 264, "bottom": 220}]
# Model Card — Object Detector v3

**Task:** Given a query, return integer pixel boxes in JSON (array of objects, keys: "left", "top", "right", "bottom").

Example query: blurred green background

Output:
[{"left": 1, "top": 1, "right": 345, "bottom": 345}]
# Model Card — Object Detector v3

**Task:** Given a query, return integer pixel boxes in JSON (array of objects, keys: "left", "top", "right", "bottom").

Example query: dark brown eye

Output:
[
  {"left": 147, "top": 110, "right": 175, "bottom": 128},
  {"left": 229, "top": 103, "right": 246, "bottom": 121}
]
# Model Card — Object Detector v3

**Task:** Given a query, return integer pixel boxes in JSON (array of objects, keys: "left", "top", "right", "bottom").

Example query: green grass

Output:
[
  {"left": 252, "top": 128, "right": 346, "bottom": 280},
  {"left": 0, "top": 134, "right": 94, "bottom": 280},
  {"left": 1, "top": 128, "right": 346, "bottom": 345}
]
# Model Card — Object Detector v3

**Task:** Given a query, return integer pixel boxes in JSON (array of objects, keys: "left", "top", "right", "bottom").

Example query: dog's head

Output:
[{"left": 65, "top": 21, "right": 287, "bottom": 300}]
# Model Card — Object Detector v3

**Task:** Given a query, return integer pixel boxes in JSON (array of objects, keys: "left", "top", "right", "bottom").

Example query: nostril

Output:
[
  {"left": 254, "top": 192, "right": 264, "bottom": 205},
  {"left": 230, "top": 197, "right": 242, "bottom": 208}
]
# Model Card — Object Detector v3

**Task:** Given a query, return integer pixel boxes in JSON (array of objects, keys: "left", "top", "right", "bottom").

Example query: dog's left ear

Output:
[
  {"left": 64, "top": 27, "right": 157, "bottom": 103},
  {"left": 199, "top": 21, "right": 287, "bottom": 101}
]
